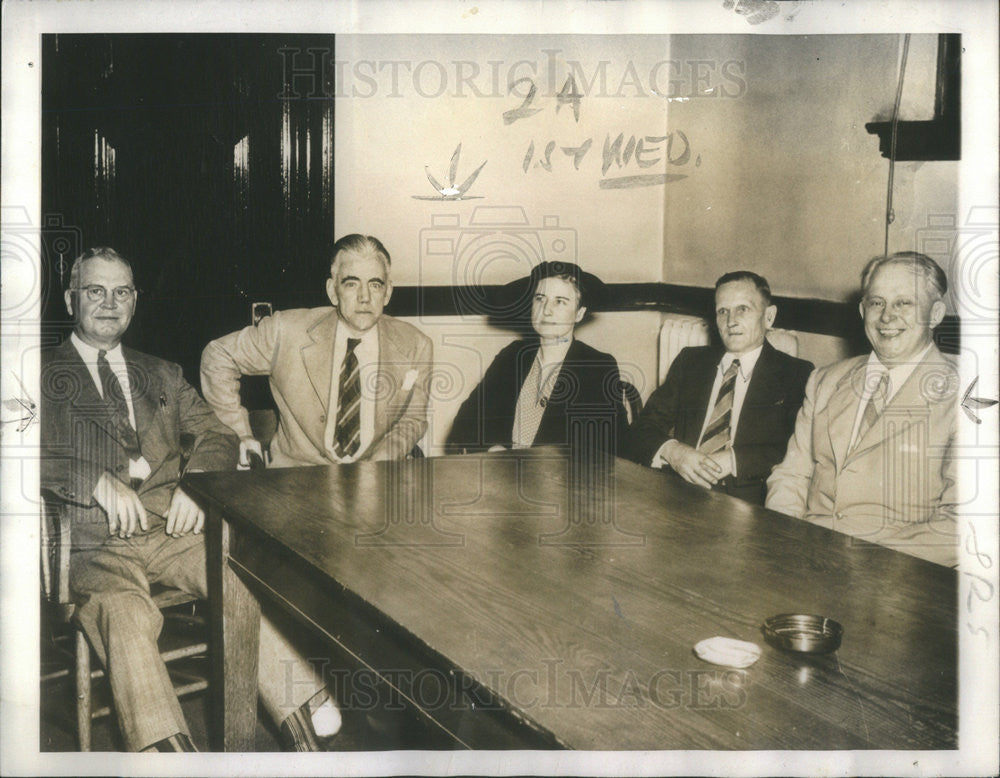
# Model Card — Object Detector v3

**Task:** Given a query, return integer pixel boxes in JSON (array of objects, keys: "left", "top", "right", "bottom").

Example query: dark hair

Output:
[
  {"left": 529, "top": 261, "right": 605, "bottom": 310},
  {"left": 67, "top": 247, "right": 134, "bottom": 290},
  {"left": 330, "top": 234, "right": 391, "bottom": 272},
  {"left": 860, "top": 251, "right": 948, "bottom": 300},
  {"left": 714, "top": 270, "right": 772, "bottom": 305},
  {"left": 534, "top": 271, "right": 582, "bottom": 306}
]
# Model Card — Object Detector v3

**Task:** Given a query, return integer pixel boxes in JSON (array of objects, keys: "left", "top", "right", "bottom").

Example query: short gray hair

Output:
[
  {"left": 330, "top": 234, "right": 391, "bottom": 276},
  {"left": 861, "top": 251, "right": 948, "bottom": 301},
  {"left": 67, "top": 247, "right": 134, "bottom": 290}
]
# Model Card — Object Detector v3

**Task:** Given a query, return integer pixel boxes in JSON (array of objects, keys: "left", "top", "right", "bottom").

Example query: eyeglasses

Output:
[{"left": 77, "top": 285, "right": 137, "bottom": 303}]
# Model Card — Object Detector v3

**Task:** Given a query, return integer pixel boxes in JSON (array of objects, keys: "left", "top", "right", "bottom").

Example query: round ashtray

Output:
[{"left": 762, "top": 613, "right": 843, "bottom": 654}]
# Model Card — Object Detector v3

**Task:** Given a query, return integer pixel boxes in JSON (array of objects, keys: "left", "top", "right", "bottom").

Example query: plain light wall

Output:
[
  {"left": 663, "top": 34, "right": 959, "bottom": 304},
  {"left": 334, "top": 34, "right": 675, "bottom": 286}
]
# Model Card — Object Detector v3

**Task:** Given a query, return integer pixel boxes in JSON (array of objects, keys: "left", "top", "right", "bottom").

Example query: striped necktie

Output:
[
  {"left": 852, "top": 373, "right": 888, "bottom": 451},
  {"left": 699, "top": 359, "right": 740, "bottom": 455},
  {"left": 334, "top": 338, "right": 362, "bottom": 458},
  {"left": 97, "top": 350, "right": 141, "bottom": 460}
]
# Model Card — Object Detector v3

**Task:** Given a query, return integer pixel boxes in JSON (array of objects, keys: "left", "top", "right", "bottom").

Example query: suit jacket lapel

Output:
[
  {"left": 683, "top": 348, "right": 721, "bottom": 446},
  {"left": 827, "top": 358, "right": 867, "bottom": 470},
  {"left": 537, "top": 338, "right": 576, "bottom": 434},
  {"left": 59, "top": 341, "right": 118, "bottom": 446},
  {"left": 122, "top": 348, "right": 179, "bottom": 488},
  {"left": 847, "top": 346, "right": 948, "bottom": 460},
  {"left": 301, "top": 310, "right": 337, "bottom": 410},
  {"left": 373, "top": 317, "right": 402, "bottom": 441},
  {"left": 735, "top": 341, "right": 778, "bottom": 443},
  {"left": 124, "top": 348, "right": 159, "bottom": 444}
]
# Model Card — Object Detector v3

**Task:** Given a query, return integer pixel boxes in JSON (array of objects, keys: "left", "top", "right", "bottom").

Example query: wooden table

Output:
[{"left": 185, "top": 448, "right": 957, "bottom": 751}]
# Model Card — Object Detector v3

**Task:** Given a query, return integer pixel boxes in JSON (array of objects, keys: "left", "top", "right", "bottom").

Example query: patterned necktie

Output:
[
  {"left": 699, "top": 358, "right": 740, "bottom": 455},
  {"left": 334, "top": 338, "right": 362, "bottom": 458},
  {"left": 853, "top": 373, "right": 888, "bottom": 451},
  {"left": 512, "top": 356, "right": 548, "bottom": 448},
  {"left": 97, "top": 350, "right": 141, "bottom": 459}
]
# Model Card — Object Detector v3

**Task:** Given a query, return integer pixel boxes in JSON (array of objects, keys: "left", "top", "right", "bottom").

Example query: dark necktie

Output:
[
  {"left": 334, "top": 338, "right": 362, "bottom": 458},
  {"left": 699, "top": 359, "right": 740, "bottom": 455},
  {"left": 97, "top": 350, "right": 141, "bottom": 459}
]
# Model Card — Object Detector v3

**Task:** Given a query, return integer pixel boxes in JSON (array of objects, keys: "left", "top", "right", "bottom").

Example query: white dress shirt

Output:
[
  {"left": 70, "top": 332, "right": 151, "bottom": 481},
  {"left": 653, "top": 343, "right": 765, "bottom": 476},
  {"left": 323, "top": 324, "right": 378, "bottom": 463},
  {"left": 847, "top": 343, "right": 933, "bottom": 451}
]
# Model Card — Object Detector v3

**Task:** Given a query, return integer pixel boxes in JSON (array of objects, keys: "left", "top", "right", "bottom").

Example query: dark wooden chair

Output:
[{"left": 40, "top": 497, "right": 209, "bottom": 751}]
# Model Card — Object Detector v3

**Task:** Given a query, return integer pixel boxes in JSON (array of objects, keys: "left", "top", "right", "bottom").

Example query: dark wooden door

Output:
[{"left": 42, "top": 34, "right": 336, "bottom": 390}]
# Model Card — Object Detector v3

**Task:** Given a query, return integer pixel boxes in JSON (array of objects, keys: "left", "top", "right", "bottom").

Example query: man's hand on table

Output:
[
  {"left": 165, "top": 486, "right": 206, "bottom": 538},
  {"left": 657, "top": 440, "right": 727, "bottom": 489},
  {"left": 239, "top": 436, "right": 264, "bottom": 470}
]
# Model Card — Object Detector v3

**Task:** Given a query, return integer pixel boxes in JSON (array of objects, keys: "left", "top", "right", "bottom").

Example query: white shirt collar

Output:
[
  {"left": 335, "top": 320, "right": 378, "bottom": 349},
  {"left": 70, "top": 332, "right": 124, "bottom": 364},
  {"left": 865, "top": 342, "right": 934, "bottom": 400},
  {"left": 720, "top": 342, "right": 764, "bottom": 382}
]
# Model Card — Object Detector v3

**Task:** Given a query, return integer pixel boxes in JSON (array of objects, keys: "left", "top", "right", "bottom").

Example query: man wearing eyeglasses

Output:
[
  {"left": 766, "top": 252, "right": 959, "bottom": 567},
  {"left": 40, "top": 247, "right": 340, "bottom": 751}
]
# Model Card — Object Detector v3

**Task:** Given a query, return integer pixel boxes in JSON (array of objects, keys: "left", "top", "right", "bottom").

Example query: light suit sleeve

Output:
[
  {"left": 365, "top": 332, "right": 434, "bottom": 461},
  {"left": 200, "top": 312, "right": 283, "bottom": 440},
  {"left": 765, "top": 367, "right": 820, "bottom": 517}
]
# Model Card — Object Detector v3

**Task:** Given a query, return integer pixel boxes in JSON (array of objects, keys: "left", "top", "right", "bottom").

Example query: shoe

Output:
[{"left": 279, "top": 693, "right": 341, "bottom": 752}]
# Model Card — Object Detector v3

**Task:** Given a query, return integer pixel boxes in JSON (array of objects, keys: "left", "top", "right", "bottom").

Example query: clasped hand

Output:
[
  {"left": 93, "top": 472, "right": 204, "bottom": 539},
  {"left": 662, "top": 440, "right": 733, "bottom": 489}
]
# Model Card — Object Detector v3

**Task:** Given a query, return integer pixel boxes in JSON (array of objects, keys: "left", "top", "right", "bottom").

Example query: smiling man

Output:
[
  {"left": 201, "top": 234, "right": 433, "bottom": 465},
  {"left": 766, "top": 252, "right": 959, "bottom": 567},
  {"left": 627, "top": 271, "right": 814, "bottom": 504},
  {"left": 40, "top": 247, "right": 339, "bottom": 751}
]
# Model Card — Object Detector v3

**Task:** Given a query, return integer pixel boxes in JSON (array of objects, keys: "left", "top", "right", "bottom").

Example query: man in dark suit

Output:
[
  {"left": 41, "top": 247, "right": 340, "bottom": 751},
  {"left": 627, "top": 271, "right": 814, "bottom": 504}
]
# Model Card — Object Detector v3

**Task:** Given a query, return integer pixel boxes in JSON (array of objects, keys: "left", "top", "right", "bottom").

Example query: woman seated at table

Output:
[{"left": 446, "top": 261, "right": 628, "bottom": 455}]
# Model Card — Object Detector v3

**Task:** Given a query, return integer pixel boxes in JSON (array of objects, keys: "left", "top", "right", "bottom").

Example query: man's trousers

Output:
[{"left": 70, "top": 529, "right": 325, "bottom": 751}]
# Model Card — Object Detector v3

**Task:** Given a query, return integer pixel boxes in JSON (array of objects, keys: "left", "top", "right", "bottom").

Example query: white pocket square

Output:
[{"left": 402, "top": 369, "right": 419, "bottom": 391}]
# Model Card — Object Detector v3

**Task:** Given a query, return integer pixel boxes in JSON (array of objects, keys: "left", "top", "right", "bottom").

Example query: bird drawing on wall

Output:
[
  {"left": 413, "top": 143, "right": 487, "bottom": 200},
  {"left": 1, "top": 371, "right": 37, "bottom": 433},
  {"left": 961, "top": 376, "right": 999, "bottom": 424}
]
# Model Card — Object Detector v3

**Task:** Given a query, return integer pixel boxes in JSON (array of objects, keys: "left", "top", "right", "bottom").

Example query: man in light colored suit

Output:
[
  {"left": 201, "top": 234, "right": 432, "bottom": 466},
  {"left": 766, "top": 252, "right": 959, "bottom": 567},
  {"left": 41, "top": 248, "right": 340, "bottom": 751}
]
